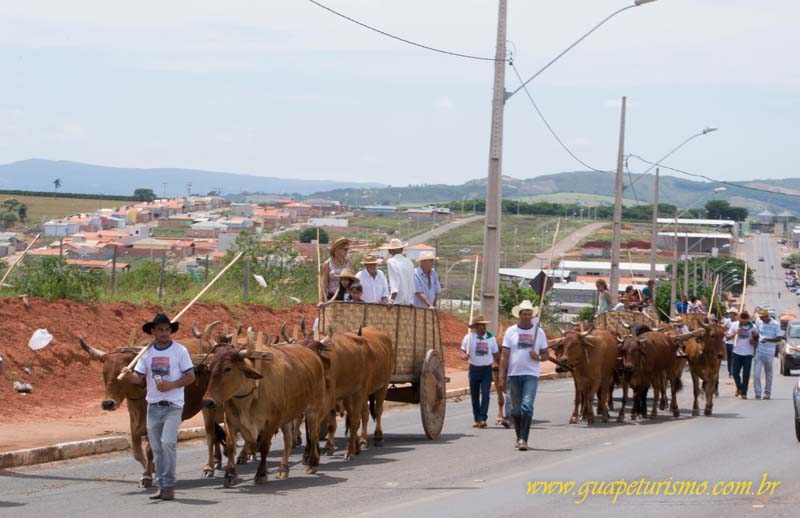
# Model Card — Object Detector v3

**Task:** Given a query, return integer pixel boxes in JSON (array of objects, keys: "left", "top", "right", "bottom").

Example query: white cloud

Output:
[{"left": 436, "top": 96, "right": 454, "bottom": 110}]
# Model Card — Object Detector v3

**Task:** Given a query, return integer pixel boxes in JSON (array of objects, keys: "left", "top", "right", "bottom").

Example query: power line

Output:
[
  {"left": 509, "top": 62, "right": 612, "bottom": 174},
  {"left": 307, "top": 0, "right": 503, "bottom": 62},
  {"left": 627, "top": 154, "right": 800, "bottom": 198}
]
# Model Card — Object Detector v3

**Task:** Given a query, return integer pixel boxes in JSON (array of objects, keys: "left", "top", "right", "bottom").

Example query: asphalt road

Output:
[{"left": 2, "top": 235, "right": 798, "bottom": 517}]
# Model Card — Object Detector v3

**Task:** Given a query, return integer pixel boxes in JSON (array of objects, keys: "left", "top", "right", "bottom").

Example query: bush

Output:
[
  {"left": 575, "top": 306, "right": 595, "bottom": 323},
  {"left": 15, "top": 257, "right": 103, "bottom": 301},
  {"left": 299, "top": 227, "right": 329, "bottom": 244}
]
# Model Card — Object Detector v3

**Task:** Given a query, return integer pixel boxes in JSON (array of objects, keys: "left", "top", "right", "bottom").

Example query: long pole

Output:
[
  {"left": 683, "top": 233, "right": 689, "bottom": 298},
  {"left": 670, "top": 225, "right": 678, "bottom": 318},
  {"left": 316, "top": 228, "right": 323, "bottom": 303},
  {"left": 117, "top": 251, "right": 244, "bottom": 380},
  {"left": 707, "top": 274, "right": 719, "bottom": 318},
  {"left": 739, "top": 263, "right": 749, "bottom": 312},
  {"left": 609, "top": 96, "right": 627, "bottom": 307},
  {"left": 0, "top": 233, "right": 41, "bottom": 287},
  {"left": 467, "top": 255, "right": 480, "bottom": 356},
  {"left": 649, "top": 168, "right": 659, "bottom": 303},
  {"left": 480, "top": 0, "right": 508, "bottom": 336}
]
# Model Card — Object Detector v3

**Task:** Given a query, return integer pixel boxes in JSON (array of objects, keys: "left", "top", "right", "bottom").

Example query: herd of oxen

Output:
[
  {"left": 76, "top": 315, "right": 728, "bottom": 489},
  {"left": 79, "top": 320, "right": 395, "bottom": 488}
]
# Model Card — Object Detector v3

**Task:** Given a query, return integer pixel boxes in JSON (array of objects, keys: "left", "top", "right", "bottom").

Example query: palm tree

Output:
[{"left": 53, "top": 178, "right": 61, "bottom": 193}]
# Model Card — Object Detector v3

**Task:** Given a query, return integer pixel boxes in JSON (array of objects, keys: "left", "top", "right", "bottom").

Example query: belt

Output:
[{"left": 150, "top": 401, "right": 172, "bottom": 407}]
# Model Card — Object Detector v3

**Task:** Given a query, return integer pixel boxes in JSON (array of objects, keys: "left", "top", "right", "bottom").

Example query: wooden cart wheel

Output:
[{"left": 419, "top": 349, "right": 446, "bottom": 440}]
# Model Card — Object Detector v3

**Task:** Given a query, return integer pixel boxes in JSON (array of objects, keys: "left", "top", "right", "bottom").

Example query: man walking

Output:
[
  {"left": 754, "top": 309, "right": 780, "bottom": 399},
  {"left": 723, "top": 308, "right": 738, "bottom": 378},
  {"left": 384, "top": 238, "right": 415, "bottom": 306},
  {"left": 121, "top": 313, "right": 195, "bottom": 501},
  {"left": 413, "top": 251, "right": 441, "bottom": 309},
  {"left": 728, "top": 310, "right": 758, "bottom": 399},
  {"left": 459, "top": 315, "right": 500, "bottom": 428},
  {"left": 356, "top": 254, "right": 389, "bottom": 303},
  {"left": 497, "top": 300, "right": 549, "bottom": 451}
]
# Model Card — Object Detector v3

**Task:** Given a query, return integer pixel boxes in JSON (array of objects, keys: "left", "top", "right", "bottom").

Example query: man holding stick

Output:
[{"left": 120, "top": 313, "right": 195, "bottom": 501}]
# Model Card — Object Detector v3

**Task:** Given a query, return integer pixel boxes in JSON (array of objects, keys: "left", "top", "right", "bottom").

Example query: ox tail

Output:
[
  {"left": 369, "top": 395, "right": 377, "bottom": 421},
  {"left": 214, "top": 423, "right": 226, "bottom": 446}
]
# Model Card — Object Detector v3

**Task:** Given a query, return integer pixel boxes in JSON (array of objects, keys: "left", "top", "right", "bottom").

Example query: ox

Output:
[
  {"left": 551, "top": 329, "right": 618, "bottom": 424},
  {"left": 617, "top": 330, "right": 685, "bottom": 421},
  {"left": 202, "top": 341, "right": 328, "bottom": 486},
  {"left": 672, "top": 321, "right": 727, "bottom": 416}
]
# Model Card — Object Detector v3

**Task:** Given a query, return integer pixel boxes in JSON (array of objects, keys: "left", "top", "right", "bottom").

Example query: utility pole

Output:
[
  {"left": 480, "top": 0, "right": 507, "bottom": 334},
  {"left": 649, "top": 168, "right": 659, "bottom": 303},
  {"left": 670, "top": 225, "right": 678, "bottom": 318},
  {"left": 609, "top": 96, "right": 627, "bottom": 305},
  {"left": 683, "top": 233, "right": 689, "bottom": 299}
]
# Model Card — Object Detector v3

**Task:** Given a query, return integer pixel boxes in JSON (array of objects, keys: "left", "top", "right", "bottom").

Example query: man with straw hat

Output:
[
  {"left": 753, "top": 308, "right": 780, "bottom": 399},
  {"left": 459, "top": 315, "right": 500, "bottom": 428},
  {"left": 413, "top": 250, "right": 441, "bottom": 309},
  {"left": 356, "top": 254, "right": 389, "bottom": 304},
  {"left": 497, "top": 300, "right": 548, "bottom": 451},
  {"left": 383, "top": 238, "right": 415, "bottom": 306},
  {"left": 723, "top": 308, "right": 739, "bottom": 378},
  {"left": 120, "top": 313, "right": 194, "bottom": 501}
]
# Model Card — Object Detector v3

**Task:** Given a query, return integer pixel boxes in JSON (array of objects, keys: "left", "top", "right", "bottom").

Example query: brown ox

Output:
[
  {"left": 617, "top": 330, "right": 685, "bottom": 421},
  {"left": 672, "top": 321, "right": 727, "bottom": 416},
  {"left": 552, "top": 329, "right": 618, "bottom": 424},
  {"left": 202, "top": 342, "right": 327, "bottom": 486},
  {"left": 301, "top": 325, "right": 393, "bottom": 460}
]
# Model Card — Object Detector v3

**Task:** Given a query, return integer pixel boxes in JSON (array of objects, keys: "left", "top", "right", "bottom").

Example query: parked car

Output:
[
  {"left": 794, "top": 378, "right": 800, "bottom": 441},
  {"left": 758, "top": 256, "right": 765, "bottom": 262},
  {"left": 782, "top": 321, "right": 800, "bottom": 376}
]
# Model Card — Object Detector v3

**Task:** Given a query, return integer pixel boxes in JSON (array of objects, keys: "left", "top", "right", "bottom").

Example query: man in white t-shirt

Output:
[
  {"left": 384, "top": 239, "right": 415, "bottom": 306},
  {"left": 754, "top": 309, "right": 781, "bottom": 399},
  {"left": 121, "top": 313, "right": 195, "bottom": 501},
  {"left": 497, "top": 300, "right": 549, "bottom": 451},
  {"left": 722, "top": 308, "right": 738, "bottom": 378},
  {"left": 726, "top": 310, "right": 758, "bottom": 399},
  {"left": 459, "top": 315, "right": 500, "bottom": 429},
  {"left": 356, "top": 254, "right": 389, "bottom": 304}
]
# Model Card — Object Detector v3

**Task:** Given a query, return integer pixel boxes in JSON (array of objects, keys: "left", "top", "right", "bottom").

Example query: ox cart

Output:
[
  {"left": 319, "top": 302, "right": 447, "bottom": 440},
  {"left": 593, "top": 309, "right": 657, "bottom": 336}
]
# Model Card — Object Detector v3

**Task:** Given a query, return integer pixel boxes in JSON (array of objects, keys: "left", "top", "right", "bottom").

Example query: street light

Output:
[{"left": 629, "top": 127, "right": 720, "bottom": 184}]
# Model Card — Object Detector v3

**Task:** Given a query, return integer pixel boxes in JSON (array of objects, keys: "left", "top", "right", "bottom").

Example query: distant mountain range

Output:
[
  {"left": 0, "top": 159, "right": 384, "bottom": 197},
  {"left": 311, "top": 171, "right": 800, "bottom": 215}
]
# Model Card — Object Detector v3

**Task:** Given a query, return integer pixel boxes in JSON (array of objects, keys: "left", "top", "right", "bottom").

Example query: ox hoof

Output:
[
  {"left": 214, "top": 462, "right": 223, "bottom": 470},
  {"left": 139, "top": 477, "right": 153, "bottom": 489},
  {"left": 275, "top": 471, "right": 288, "bottom": 480},
  {"left": 236, "top": 456, "right": 248, "bottom": 465},
  {"left": 692, "top": 409, "right": 700, "bottom": 417},
  {"left": 223, "top": 475, "right": 237, "bottom": 488},
  {"left": 372, "top": 438, "right": 382, "bottom": 448},
  {"left": 704, "top": 408, "right": 712, "bottom": 416},
  {"left": 306, "top": 466, "right": 318, "bottom": 474},
  {"left": 254, "top": 473, "right": 267, "bottom": 485},
  {"left": 673, "top": 411, "right": 680, "bottom": 418},
  {"left": 602, "top": 416, "right": 609, "bottom": 423},
  {"left": 616, "top": 415, "right": 624, "bottom": 423},
  {"left": 359, "top": 439, "right": 369, "bottom": 449},
  {"left": 202, "top": 469, "right": 214, "bottom": 479},
  {"left": 569, "top": 417, "right": 578, "bottom": 424},
  {"left": 323, "top": 447, "right": 335, "bottom": 456},
  {"left": 586, "top": 417, "right": 595, "bottom": 426}
]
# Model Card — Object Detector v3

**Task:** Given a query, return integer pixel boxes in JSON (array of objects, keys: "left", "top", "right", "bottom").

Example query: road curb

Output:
[{"left": 2, "top": 373, "right": 572, "bottom": 470}]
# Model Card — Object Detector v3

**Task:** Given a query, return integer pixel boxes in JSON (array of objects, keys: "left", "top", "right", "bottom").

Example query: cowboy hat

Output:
[
  {"left": 361, "top": 253, "right": 382, "bottom": 265},
  {"left": 727, "top": 307, "right": 739, "bottom": 314},
  {"left": 381, "top": 238, "right": 407, "bottom": 251},
  {"left": 416, "top": 250, "right": 438, "bottom": 262},
  {"left": 757, "top": 309, "right": 769, "bottom": 317},
  {"left": 339, "top": 269, "right": 358, "bottom": 282},
  {"left": 469, "top": 315, "right": 490, "bottom": 327},
  {"left": 142, "top": 313, "right": 179, "bottom": 335},
  {"left": 328, "top": 237, "right": 351, "bottom": 255},
  {"left": 511, "top": 300, "right": 539, "bottom": 319}
]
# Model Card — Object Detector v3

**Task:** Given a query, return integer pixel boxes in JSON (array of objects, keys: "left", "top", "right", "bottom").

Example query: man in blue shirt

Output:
[
  {"left": 754, "top": 309, "right": 781, "bottom": 399},
  {"left": 413, "top": 251, "right": 441, "bottom": 309},
  {"left": 675, "top": 295, "right": 689, "bottom": 314}
]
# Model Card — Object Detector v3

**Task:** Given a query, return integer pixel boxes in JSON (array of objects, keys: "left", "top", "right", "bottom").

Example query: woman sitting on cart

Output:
[{"left": 329, "top": 269, "right": 358, "bottom": 302}]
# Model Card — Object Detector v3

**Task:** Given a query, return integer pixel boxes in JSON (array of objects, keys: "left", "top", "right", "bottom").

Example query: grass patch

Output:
[{"left": 3, "top": 194, "right": 119, "bottom": 224}]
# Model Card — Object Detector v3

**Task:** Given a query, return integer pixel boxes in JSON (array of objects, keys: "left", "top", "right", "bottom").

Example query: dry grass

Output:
[{"left": 3, "top": 195, "right": 119, "bottom": 224}]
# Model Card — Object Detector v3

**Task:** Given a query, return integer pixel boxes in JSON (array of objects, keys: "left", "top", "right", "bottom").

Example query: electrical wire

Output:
[
  {"left": 307, "top": 0, "right": 503, "bottom": 62},
  {"left": 627, "top": 155, "right": 800, "bottom": 198},
  {"left": 509, "top": 62, "right": 612, "bottom": 174}
]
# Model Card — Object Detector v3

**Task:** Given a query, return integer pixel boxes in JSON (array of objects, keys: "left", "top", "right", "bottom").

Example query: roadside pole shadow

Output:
[
  {"left": 0, "top": 502, "right": 26, "bottom": 508},
  {"left": 0, "top": 471, "right": 136, "bottom": 485}
]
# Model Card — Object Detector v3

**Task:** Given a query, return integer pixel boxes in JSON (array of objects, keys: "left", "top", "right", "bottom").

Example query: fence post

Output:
[
  {"left": 243, "top": 256, "right": 250, "bottom": 298},
  {"left": 158, "top": 249, "right": 166, "bottom": 300},
  {"left": 204, "top": 254, "right": 209, "bottom": 285},
  {"left": 111, "top": 245, "right": 117, "bottom": 296}
]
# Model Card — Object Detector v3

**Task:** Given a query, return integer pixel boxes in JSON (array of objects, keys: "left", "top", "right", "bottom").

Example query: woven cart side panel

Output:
[
  {"left": 597, "top": 310, "right": 655, "bottom": 337},
  {"left": 683, "top": 313, "right": 706, "bottom": 330}
]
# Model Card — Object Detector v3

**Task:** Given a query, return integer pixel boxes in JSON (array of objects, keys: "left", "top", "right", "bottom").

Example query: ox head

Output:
[
  {"left": 674, "top": 321, "right": 726, "bottom": 360},
  {"left": 79, "top": 339, "right": 145, "bottom": 411},
  {"left": 556, "top": 327, "right": 598, "bottom": 370},
  {"left": 619, "top": 333, "right": 649, "bottom": 373},
  {"left": 202, "top": 345, "right": 271, "bottom": 410}
]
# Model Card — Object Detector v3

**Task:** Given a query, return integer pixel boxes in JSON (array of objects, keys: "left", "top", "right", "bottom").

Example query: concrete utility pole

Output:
[
  {"left": 649, "top": 168, "right": 659, "bottom": 302},
  {"left": 609, "top": 96, "right": 627, "bottom": 304},
  {"left": 480, "top": 0, "right": 507, "bottom": 334},
  {"left": 670, "top": 224, "right": 678, "bottom": 318},
  {"left": 683, "top": 233, "right": 689, "bottom": 298}
]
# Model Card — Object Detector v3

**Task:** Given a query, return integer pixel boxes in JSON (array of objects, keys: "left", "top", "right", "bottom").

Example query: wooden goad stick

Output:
[
  {"left": 466, "top": 255, "right": 480, "bottom": 356},
  {"left": 117, "top": 251, "right": 244, "bottom": 380},
  {"left": 707, "top": 274, "right": 719, "bottom": 318}
]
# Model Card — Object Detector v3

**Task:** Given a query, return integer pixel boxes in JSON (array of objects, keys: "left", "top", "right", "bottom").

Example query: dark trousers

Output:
[
  {"left": 726, "top": 343, "right": 734, "bottom": 377},
  {"left": 468, "top": 365, "right": 493, "bottom": 422},
  {"left": 732, "top": 352, "right": 753, "bottom": 396},
  {"left": 633, "top": 385, "right": 649, "bottom": 415}
]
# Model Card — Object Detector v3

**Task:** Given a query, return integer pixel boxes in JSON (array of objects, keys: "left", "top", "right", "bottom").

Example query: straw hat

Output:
[
  {"left": 727, "top": 307, "right": 739, "bottom": 314},
  {"left": 757, "top": 309, "right": 769, "bottom": 318},
  {"left": 361, "top": 254, "right": 382, "bottom": 265},
  {"left": 382, "top": 238, "right": 407, "bottom": 251},
  {"left": 469, "top": 315, "right": 490, "bottom": 327},
  {"left": 328, "top": 237, "right": 351, "bottom": 256},
  {"left": 416, "top": 250, "right": 438, "bottom": 262},
  {"left": 339, "top": 269, "right": 358, "bottom": 282},
  {"left": 511, "top": 300, "right": 540, "bottom": 318}
]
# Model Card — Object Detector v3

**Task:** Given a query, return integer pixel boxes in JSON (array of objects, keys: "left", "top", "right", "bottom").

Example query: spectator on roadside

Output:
[
  {"left": 384, "top": 238, "right": 415, "bottom": 306},
  {"left": 753, "top": 309, "right": 780, "bottom": 400},
  {"left": 355, "top": 254, "right": 389, "bottom": 304},
  {"left": 595, "top": 279, "right": 612, "bottom": 314},
  {"left": 699, "top": 296, "right": 709, "bottom": 313},
  {"left": 414, "top": 251, "right": 441, "bottom": 309},
  {"left": 321, "top": 237, "right": 353, "bottom": 302},
  {"left": 459, "top": 315, "right": 500, "bottom": 429},
  {"left": 497, "top": 300, "right": 549, "bottom": 451},
  {"left": 642, "top": 279, "right": 656, "bottom": 305},
  {"left": 729, "top": 310, "right": 758, "bottom": 399},
  {"left": 675, "top": 295, "right": 689, "bottom": 314},
  {"left": 687, "top": 295, "right": 702, "bottom": 314}
]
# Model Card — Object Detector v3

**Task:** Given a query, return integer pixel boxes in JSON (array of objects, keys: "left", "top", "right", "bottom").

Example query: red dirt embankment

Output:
[{"left": 0, "top": 298, "right": 469, "bottom": 424}]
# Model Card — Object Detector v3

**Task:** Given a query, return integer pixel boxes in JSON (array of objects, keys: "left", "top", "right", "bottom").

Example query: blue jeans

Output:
[
  {"left": 732, "top": 353, "right": 753, "bottom": 397},
  {"left": 725, "top": 343, "right": 734, "bottom": 377},
  {"left": 147, "top": 403, "right": 183, "bottom": 489},
  {"left": 468, "top": 365, "right": 493, "bottom": 422},
  {"left": 508, "top": 375, "right": 539, "bottom": 417},
  {"left": 753, "top": 351, "right": 774, "bottom": 397}
]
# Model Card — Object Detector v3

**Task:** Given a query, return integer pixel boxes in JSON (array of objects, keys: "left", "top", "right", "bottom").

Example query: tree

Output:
[
  {"left": 53, "top": 178, "right": 62, "bottom": 193},
  {"left": 2, "top": 198, "right": 20, "bottom": 212},
  {"left": 17, "top": 204, "right": 27, "bottom": 222},
  {"left": 0, "top": 212, "right": 18, "bottom": 230},
  {"left": 133, "top": 188, "right": 157, "bottom": 202},
  {"left": 299, "top": 227, "right": 329, "bottom": 244}
]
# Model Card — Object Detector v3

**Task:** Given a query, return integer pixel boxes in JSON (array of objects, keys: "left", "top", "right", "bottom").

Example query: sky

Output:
[{"left": 0, "top": 0, "right": 797, "bottom": 186}]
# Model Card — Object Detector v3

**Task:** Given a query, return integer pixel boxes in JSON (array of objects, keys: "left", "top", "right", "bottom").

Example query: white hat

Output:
[
  {"left": 382, "top": 238, "right": 407, "bottom": 251},
  {"left": 416, "top": 250, "right": 438, "bottom": 262},
  {"left": 511, "top": 300, "right": 539, "bottom": 319}
]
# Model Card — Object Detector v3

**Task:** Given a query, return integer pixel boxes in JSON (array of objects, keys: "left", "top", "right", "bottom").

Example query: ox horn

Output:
[
  {"left": 204, "top": 320, "right": 221, "bottom": 348},
  {"left": 79, "top": 339, "right": 106, "bottom": 362},
  {"left": 579, "top": 325, "right": 594, "bottom": 337},
  {"left": 280, "top": 322, "right": 292, "bottom": 343},
  {"left": 300, "top": 318, "right": 308, "bottom": 339},
  {"left": 616, "top": 336, "right": 624, "bottom": 344},
  {"left": 238, "top": 349, "right": 249, "bottom": 359},
  {"left": 651, "top": 326, "right": 664, "bottom": 332},
  {"left": 321, "top": 325, "right": 334, "bottom": 344},
  {"left": 357, "top": 326, "right": 363, "bottom": 337},
  {"left": 246, "top": 326, "right": 255, "bottom": 346},
  {"left": 620, "top": 320, "right": 631, "bottom": 329},
  {"left": 699, "top": 321, "right": 710, "bottom": 330},
  {"left": 191, "top": 321, "right": 202, "bottom": 339}
]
